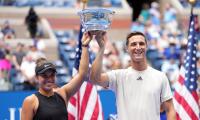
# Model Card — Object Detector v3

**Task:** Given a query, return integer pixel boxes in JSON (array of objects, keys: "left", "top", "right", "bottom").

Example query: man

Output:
[
  {"left": 90, "top": 31, "right": 176, "bottom": 120},
  {"left": 12, "top": 43, "right": 26, "bottom": 70}
]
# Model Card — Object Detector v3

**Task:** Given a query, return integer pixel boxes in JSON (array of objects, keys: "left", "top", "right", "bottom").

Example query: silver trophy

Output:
[{"left": 78, "top": 8, "right": 115, "bottom": 35}]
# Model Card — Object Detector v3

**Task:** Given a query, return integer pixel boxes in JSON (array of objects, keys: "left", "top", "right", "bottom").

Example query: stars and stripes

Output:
[
  {"left": 173, "top": 12, "right": 199, "bottom": 120},
  {"left": 67, "top": 26, "right": 103, "bottom": 120}
]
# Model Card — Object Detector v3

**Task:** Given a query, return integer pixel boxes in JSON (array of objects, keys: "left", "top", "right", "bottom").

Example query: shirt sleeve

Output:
[
  {"left": 107, "top": 70, "right": 118, "bottom": 93},
  {"left": 161, "top": 73, "right": 173, "bottom": 103}
]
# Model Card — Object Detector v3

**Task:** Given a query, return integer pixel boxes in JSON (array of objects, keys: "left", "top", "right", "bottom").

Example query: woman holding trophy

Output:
[{"left": 21, "top": 32, "right": 92, "bottom": 120}]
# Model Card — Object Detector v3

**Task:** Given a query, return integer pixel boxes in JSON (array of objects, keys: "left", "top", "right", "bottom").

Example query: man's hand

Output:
[{"left": 95, "top": 31, "right": 107, "bottom": 49}]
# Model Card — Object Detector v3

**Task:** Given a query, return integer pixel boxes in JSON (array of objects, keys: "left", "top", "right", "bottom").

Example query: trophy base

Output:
[
  {"left": 88, "top": 30, "right": 101, "bottom": 36},
  {"left": 85, "top": 24, "right": 108, "bottom": 32}
]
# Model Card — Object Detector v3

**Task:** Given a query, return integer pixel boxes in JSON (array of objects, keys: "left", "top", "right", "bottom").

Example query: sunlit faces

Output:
[
  {"left": 127, "top": 35, "right": 147, "bottom": 62},
  {"left": 38, "top": 69, "right": 56, "bottom": 91}
]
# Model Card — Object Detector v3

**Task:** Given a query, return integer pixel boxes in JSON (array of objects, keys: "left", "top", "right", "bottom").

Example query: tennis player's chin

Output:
[
  {"left": 43, "top": 85, "right": 54, "bottom": 91},
  {"left": 133, "top": 56, "right": 144, "bottom": 62}
]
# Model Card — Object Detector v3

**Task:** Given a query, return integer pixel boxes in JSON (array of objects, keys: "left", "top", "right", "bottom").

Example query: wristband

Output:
[{"left": 82, "top": 44, "right": 89, "bottom": 47}]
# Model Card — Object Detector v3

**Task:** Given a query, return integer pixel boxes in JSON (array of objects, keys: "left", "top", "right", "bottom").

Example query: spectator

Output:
[
  {"left": 131, "top": 21, "right": 145, "bottom": 33},
  {"left": 1, "top": 20, "right": 16, "bottom": 39},
  {"left": 1, "top": 44, "right": 12, "bottom": 79},
  {"left": 163, "top": 3, "right": 178, "bottom": 34},
  {"left": 0, "top": 40, "right": 5, "bottom": 59},
  {"left": 145, "top": 20, "right": 161, "bottom": 40},
  {"left": 163, "top": 42, "right": 180, "bottom": 60},
  {"left": 0, "top": 27, "right": 4, "bottom": 41},
  {"left": 126, "top": 0, "right": 147, "bottom": 22},
  {"left": 0, "top": 49, "right": 4, "bottom": 59},
  {"left": 12, "top": 43, "right": 26, "bottom": 70},
  {"left": 34, "top": 37, "right": 46, "bottom": 53},
  {"left": 20, "top": 55, "right": 37, "bottom": 90},
  {"left": 161, "top": 58, "right": 179, "bottom": 90},
  {"left": 25, "top": 7, "right": 40, "bottom": 39},
  {"left": 149, "top": 2, "right": 161, "bottom": 26},
  {"left": 0, "top": 53, "right": 11, "bottom": 80},
  {"left": 0, "top": 45, "right": 12, "bottom": 90},
  {"left": 27, "top": 45, "right": 46, "bottom": 61},
  {"left": 138, "top": 3, "right": 150, "bottom": 24},
  {"left": 103, "top": 49, "right": 121, "bottom": 71}
]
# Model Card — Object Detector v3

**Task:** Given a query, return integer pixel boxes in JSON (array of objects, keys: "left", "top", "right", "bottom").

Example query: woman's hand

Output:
[{"left": 81, "top": 32, "right": 92, "bottom": 46}]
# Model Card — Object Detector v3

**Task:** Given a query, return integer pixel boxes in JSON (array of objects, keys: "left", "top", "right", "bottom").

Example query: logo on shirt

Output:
[{"left": 137, "top": 76, "right": 143, "bottom": 80}]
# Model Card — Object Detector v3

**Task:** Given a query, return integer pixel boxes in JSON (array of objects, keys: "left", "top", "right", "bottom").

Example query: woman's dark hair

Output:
[{"left": 126, "top": 31, "right": 147, "bottom": 46}]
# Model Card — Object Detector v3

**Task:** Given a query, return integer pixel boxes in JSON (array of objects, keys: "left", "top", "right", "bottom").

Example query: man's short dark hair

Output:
[{"left": 126, "top": 31, "right": 147, "bottom": 46}]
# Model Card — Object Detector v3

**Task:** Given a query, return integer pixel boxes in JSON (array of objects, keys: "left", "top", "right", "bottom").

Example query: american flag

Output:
[
  {"left": 67, "top": 26, "right": 104, "bottom": 120},
  {"left": 173, "top": 13, "right": 200, "bottom": 120}
]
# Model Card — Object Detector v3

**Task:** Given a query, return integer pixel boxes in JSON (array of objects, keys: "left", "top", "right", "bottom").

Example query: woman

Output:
[{"left": 21, "top": 32, "right": 91, "bottom": 120}]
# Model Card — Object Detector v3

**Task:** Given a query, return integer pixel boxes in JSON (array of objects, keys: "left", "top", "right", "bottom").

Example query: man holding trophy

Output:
[{"left": 78, "top": 7, "right": 176, "bottom": 120}]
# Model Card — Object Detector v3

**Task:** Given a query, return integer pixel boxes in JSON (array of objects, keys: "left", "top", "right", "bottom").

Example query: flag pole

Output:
[
  {"left": 78, "top": 0, "right": 88, "bottom": 42},
  {"left": 82, "top": 0, "right": 88, "bottom": 10},
  {"left": 188, "top": 0, "right": 196, "bottom": 14},
  {"left": 76, "top": 1, "right": 88, "bottom": 119}
]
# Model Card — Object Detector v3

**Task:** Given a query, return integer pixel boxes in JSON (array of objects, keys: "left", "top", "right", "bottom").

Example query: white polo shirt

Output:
[{"left": 107, "top": 66, "right": 172, "bottom": 120}]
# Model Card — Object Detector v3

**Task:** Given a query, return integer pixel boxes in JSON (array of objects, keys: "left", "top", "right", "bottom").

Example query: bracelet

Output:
[{"left": 82, "top": 44, "right": 88, "bottom": 47}]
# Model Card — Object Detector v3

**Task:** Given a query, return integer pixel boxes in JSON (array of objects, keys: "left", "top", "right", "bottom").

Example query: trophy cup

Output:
[{"left": 78, "top": 8, "right": 115, "bottom": 36}]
